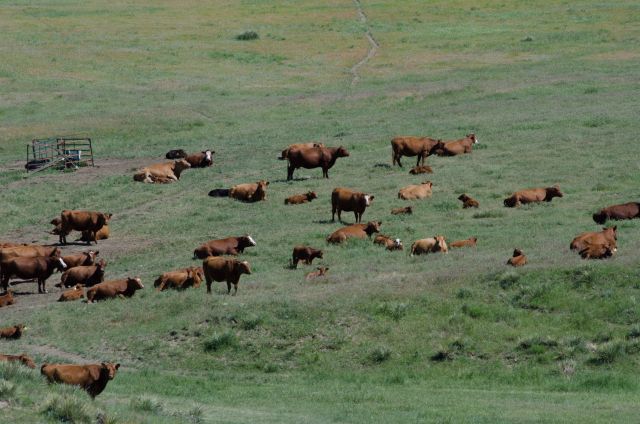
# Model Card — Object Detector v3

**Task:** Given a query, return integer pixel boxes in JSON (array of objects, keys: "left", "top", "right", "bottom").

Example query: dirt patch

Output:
[{"left": 350, "top": 0, "right": 379, "bottom": 87}]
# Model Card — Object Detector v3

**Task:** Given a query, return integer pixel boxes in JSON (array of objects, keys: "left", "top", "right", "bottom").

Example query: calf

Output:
[
  {"left": 166, "top": 149, "right": 187, "bottom": 159},
  {"left": 391, "top": 206, "right": 412, "bottom": 215},
  {"left": 503, "top": 185, "right": 563, "bottom": 207},
  {"left": 1, "top": 256, "right": 67, "bottom": 293},
  {"left": 507, "top": 249, "right": 527, "bottom": 267},
  {"left": 327, "top": 221, "right": 382, "bottom": 244},
  {"left": 203, "top": 257, "right": 251, "bottom": 295},
  {"left": 60, "top": 210, "right": 112, "bottom": 245},
  {"left": 184, "top": 150, "right": 214, "bottom": 168},
  {"left": 331, "top": 188, "right": 374, "bottom": 223},
  {"left": 570, "top": 226, "right": 617, "bottom": 253},
  {"left": 41, "top": 362, "right": 120, "bottom": 398},
  {"left": 86, "top": 277, "right": 144, "bottom": 302},
  {"left": 409, "top": 165, "right": 433, "bottom": 174},
  {"left": 133, "top": 159, "right": 191, "bottom": 184},
  {"left": 450, "top": 237, "right": 477, "bottom": 248},
  {"left": 58, "top": 260, "right": 107, "bottom": 288},
  {"left": 391, "top": 136, "right": 441, "bottom": 167},
  {"left": 278, "top": 142, "right": 324, "bottom": 160},
  {"left": 79, "top": 225, "right": 109, "bottom": 242},
  {"left": 285, "top": 191, "right": 318, "bottom": 205},
  {"left": 0, "top": 354, "right": 35, "bottom": 369},
  {"left": 410, "top": 236, "right": 448, "bottom": 256},
  {"left": 593, "top": 202, "right": 640, "bottom": 224},
  {"left": 373, "top": 235, "right": 403, "bottom": 251},
  {"left": 305, "top": 266, "right": 329, "bottom": 280},
  {"left": 0, "top": 324, "right": 25, "bottom": 340},
  {"left": 193, "top": 235, "right": 256, "bottom": 259},
  {"left": 435, "top": 134, "right": 478, "bottom": 156},
  {"left": 61, "top": 251, "right": 99, "bottom": 269},
  {"left": 58, "top": 285, "right": 85, "bottom": 302},
  {"left": 291, "top": 246, "right": 323, "bottom": 268},
  {"left": 458, "top": 194, "right": 479, "bottom": 208},
  {"left": 229, "top": 180, "right": 269, "bottom": 202},
  {"left": 398, "top": 181, "right": 433, "bottom": 200},
  {"left": 155, "top": 267, "right": 202, "bottom": 291},
  {"left": 287, "top": 145, "right": 350, "bottom": 180},
  {"left": 0, "top": 290, "right": 15, "bottom": 307},
  {"left": 579, "top": 243, "right": 615, "bottom": 260}
]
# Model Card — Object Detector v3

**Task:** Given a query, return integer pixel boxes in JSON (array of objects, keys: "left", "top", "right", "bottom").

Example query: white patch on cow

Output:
[
  {"left": 364, "top": 195, "right": 371, "bottom": 206},
  {"left": 242, "top": 261, "right": 249, "bottom": 265},
  {"left": 58, "top": 258, "right": 67, "bottom": 268},
  {"left": 205, "top": 150, "right": 212, "bottom": 161},
  {"left": 613, "top": 247, "right": 618, "bottom": 253},
  {"left": 394, "top": 238, "right": 401, "bottom": 246},
  {"left": 474, "top": 137, "right": 479, "bottom": 144},
  {"left": 247, "top": 235, "right": 256, "bottom": 246}
]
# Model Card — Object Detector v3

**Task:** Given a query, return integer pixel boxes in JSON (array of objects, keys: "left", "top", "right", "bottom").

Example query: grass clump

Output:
[
  {"left": 0, "top": 379, "right": 16, "bottom": 399},
  {"left": 376, "top": 302, "right": 410, "bottom": 321},
  {"left": 368, "top": 346, "right": 392, "bottom": 364},
  {"left": 472, "top": 210, "right": 506, "bottom": 219},
  {"left": 588, "top": 341, "right": 625, "bottom": 365},
  {"left": 203, "top": 331, "right": 236, "bottom": 352},
  {"left": 130, "top": 396, "right": 164, "bottom": 414},
  {"left": 240, "top": 315, "right": 263, "bottom": 330},
  {"left": 41, "top": 394, "right": 94, "bottom": 424},
  {"left": 235, "top": 30, "right": 259, "bottom": 40}
]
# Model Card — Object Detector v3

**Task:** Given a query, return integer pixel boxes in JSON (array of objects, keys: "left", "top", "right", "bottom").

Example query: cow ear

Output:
[{"left": 115, "top": 363, "right": 120, "bottom": 370}]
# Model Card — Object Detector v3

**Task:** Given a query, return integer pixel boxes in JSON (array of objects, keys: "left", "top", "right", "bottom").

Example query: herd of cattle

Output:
[{"left": 1, "top": 134, "right": 639, "bottom": 398}]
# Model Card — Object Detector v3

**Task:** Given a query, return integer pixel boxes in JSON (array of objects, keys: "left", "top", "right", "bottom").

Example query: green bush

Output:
[
  {"left": 203, "top": 331, "right": 236, "bottom": 352},
  {"left": 235, "top": 30, "right": 259, "bottom": 40},
  {"left": 41, "top": 394, "right": 94, "bottom": 424}
]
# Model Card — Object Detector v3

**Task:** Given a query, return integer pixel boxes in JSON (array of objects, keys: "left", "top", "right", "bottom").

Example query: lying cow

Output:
[
  {"left": 230, "top": 180, "right": 269, "bottom": 202},
  {"left": 391, "top": 206, "right": 412, "bottom": 215},
  {"left": 305, "top": 266, "right": 329, "bottom": 280},
  {"left": 327, "top": 221, "right": 381, "bottom": 244},
  {"left": 0, "top": 290, "right": 15, "bottom": 307},
  {"left": 458, "top": 194, "right": 479, "bottom": 208},
  {"left": 0, "top": 242, "right": 28, "bottom": 249},
  {"left": 373, "top": 235, "right": 403, "bottom": 251},
  {"left": 61, "top": 251, "right": 99, "bottom": 269},
  {"left": 409, "top": 165, "right": 433, "bottom": 174},
  {"left": 278, "top": 143, "right": 324, "bottom": 160},
  {"left": 391, "top": 136, "right": 441, "bottom": 167},
  {"left": 450, "top": 237, "right": 477, "bottom": 248},
  {"left": 570, "top": 226, "right": 617, "bottom": 252},
  {"left": 503, "top": 185, "right": 563, "bottom": 208},
  {"left": 59, "top": 210, "right": 112, "bottom": 245},
  {"left": 1, "top": 255, "right": 67, "bottom": 293},
  {"left": 193, "top": 235, "right": 256, "bottom": 259},
  {"left": 398, "top": 181, "right": 433, "bottom": 200},
  {"left": 133, "top": 159, "right": 191, "bottom": 184},
  {"left": 579, "top": 243, "right": 615, "bottom": 260},
  {"left": 155, "top": 267, "right": 202, "bottom": 291},
  {"left": 435, "top": 134, "right": 478, "bottom": 156},
  {"left": 411, "top": 236, "right": 448, "bottom": 256},
  {"left": 331, "top": 188, "right": 374, "bottom": 223},
  {"left": 285, "top": 191, "right": 318, "bottom": 205},
  {"left": 184, "top": 150, "right": 214, "bottom": 168},
  {"left": 0, "top": 354, "right": 35, "bottom": 369},
  {"left": 79, "top": 226, "right": 109, "bottom": 242},
  {"left": 286, "top": 145, "right": 350, "bottom": 180},
  {"left": 58, "top": 260, "right": 106, "bottom": 288},
  {"left": 86, "top": 277, "right": 144, "bottom": 302},
  {"left": 292, "top": 246, "right": 323, "bottom": 268},
  {"left": 58, "top": 285, "right": 85, "bottom": 302},
  {"left": 165, "top": 149, "right": 187, "bottom": 159},
  {"left": 593, "top": 202, "right": 640, "bottom": 224},
  {"left": 0, "top": 324, "right": 25, "bottom": 339},
  {"left": 203, "top": 257, "right": 251, "bottom": 295},
  {"left": 41, "top": 362, "right": 120, "bottom": 398},
  {"left": 507, "top": 249, "right": 527, "bottom": 267}
]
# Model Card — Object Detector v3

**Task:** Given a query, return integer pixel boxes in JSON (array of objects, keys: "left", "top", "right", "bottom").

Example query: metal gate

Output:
[{"left": 26, "top": 137, "right": 95, "bottom": 172}]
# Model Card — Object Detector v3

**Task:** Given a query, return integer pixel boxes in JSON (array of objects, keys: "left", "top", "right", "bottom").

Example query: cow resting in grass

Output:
[
  {"left": 374, "top": 235, "right": 403, "bottom": 251},
  {"left": 61, "top": 251, "right": 99, "bottom": 269},
  {"left": 305, "top": 266, "right": 329, "bottom": 280},
  {"left": 58, "top": 284, "right": 85, "bottom": 302},
  {"left": 86, "top": 277, "right": 144, "bottom": 302},
  {"left": 0, "top": 290, "right": 15, "bottom": 307},
  {"left": 285, "top": 191, "right": 318, "bottom": 205},
  {"left": 411, "top": 236, "right": 448, "bottom": 256},
  {"left": 155, "top": 267, "right": 203, "bottom": 291},
  {"left": 0, "top": 324, "right": 25, "bottom": 339},
  {"left": 0, "top": 354, "right": 35, "bottom": 369},
  {"left": 503, "top": 185, "right": 563, "bottom": 207},
  {"left": 391, "top": 206, "right": 412, "bottom": 215},
  {"left": 398, "top": 181, "right": 433, "bottom": 200},
  {"left": 593, "top": 202, "right": 640, "bottom": 224},
  {"left": 450, "top": 237, "right": 477, "bottom": 248},
  {"left": 435, "top": 134, "right": 478, "bottom": 156},
  {"left": 458, "top": 194, "right": 479, "bottom": 208},
  {"left": 133, "top": 159, "right": 191, "bottom": 184},
  {"left": 327, "top": 221, "right": 381, "bottom": 244},
  {"left": 184, "top": 150, "right": 214, "bottom": 168},
  {"left": 507, "top": 249, "right": 527, "bottom": 267}
]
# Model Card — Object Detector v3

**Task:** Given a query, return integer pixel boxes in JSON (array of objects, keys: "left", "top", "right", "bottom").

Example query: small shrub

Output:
[
  {"left": 203, "top": 331, "right": 236, "bottom": 352},
  {"left": 627, "top": 325, "right": 640, "bottom": 340},
  {"left": 42, "top": 394, "right": 93, "bottom": 424},
  {"left": 518, "top": 336, "right": 558, "bottom": 353},
  {"left": 240, "top": 315, "right": 263, "bottom": 330},
  {"left": 456, "top": 288, "right": 472, "bottom": 299},
  {"left": 369, "top": 347, "right": 392, "bottom": 364},
  {"left": 186, "top": 406, "right": 204, "bottom": 424},
  {"left": 472, "top": 210, "right": 505, "bottom": 219},
  {"left": 588, "top": 341, "right": 624, "bottom": 365},
  {"left": 263, "top": 363, "right": 279, "bottom": 373},
  {"left": 376, "top": 302, "right": 409, "bottom": 321},
  {"left": 430, "top": 350, "right": 454, "bottom": 362},
  {"left": 130, "top": 396, "right": 164, "bottom": 414},
  {"left": 495, "top": 271, "right": 520, "bottom": 289},
  {"left": 235, "top": 30, "right": 259, "bottom": 40},
  {"left": 0, "top": 379, "right": 16, "bottom": 399}
]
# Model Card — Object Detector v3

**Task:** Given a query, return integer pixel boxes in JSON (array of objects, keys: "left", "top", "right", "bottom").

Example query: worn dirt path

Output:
[{"left": 350, "top": 0, "right": 379, "bottom": 87}]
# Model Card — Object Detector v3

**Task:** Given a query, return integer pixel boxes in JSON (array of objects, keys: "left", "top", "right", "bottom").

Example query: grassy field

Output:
[{"left": 1, "top": 0, "right": 640, "bottom": 422}]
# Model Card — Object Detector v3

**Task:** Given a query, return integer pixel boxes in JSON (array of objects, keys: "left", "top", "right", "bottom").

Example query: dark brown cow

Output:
[
  {"left": 435, "top": 134, "right": 478, "bottom": 156},
  {"left": 0, "top": 245, "right": 61, "bottom": 264},
  {"left": 165, "top": 149, "right": 187, "bottom": 159},
  {"left": 450, "top": 237, "right": 477, "bottom": 248},
  {"left": 292, "top": 246, "right": 323, "bottom": 268},
  {"left": 41, "top": 362, "right": 120, "bottom": 398},
  {"left": 278, "top": 143, "right": 324, "bottom": 160},
  {"left": 0, "top": 354, "right": 35, "bottom": 369},
  {"left": 570, "top": 227, "right": 617, "bottom": 252},
  {"left": 1, "top": 256, "right": 67, "bottom": 293},
  {"left": 507, "top": 249, "right": 527, "bottom": 267},
  {"left": 305, "top": 266, "right": 329, "bottom": 280},
  {"left": 58, "top": 260, "right": 107, "bottom": 288},
  {"left": 229, "top": 180, "right": 269, "bottom": 202},
  {"left": 86, "top": 277, "right": 144, "bottom": 302},
  {"left": 504, "top": 185, "right": 563, "bottom": 207},
  {"left": 593, "top": 202, "right": 640, "bottom": 224},
  {"left": 79, "top": 226, "right": 109, "bottom": 242},
  {"left": 155, "top": 267, "right": 203, "bottom": 291},
  {"left": 133, "top": 159, "right": 191, "bottom": 184},
  {"left": 0, "top": 324, "right": 24, "bottom": 339},
  {"left": 60, "top": 210, "right": 112, "bottom": 245},
  {"left": 287, "top": 146, "right": 350, "bottom": 180},
  {"left": 203, "top": 257, "right": 251, "bottom": 295},
  {"left": 409, "top": 165, "right": 433, "bottom": 174},
  {"left": 391, "top": 206, "right": 412, "bottom": 215},
  {"left": 285, "top": 191, "right": 318, "bottom": 205},
  {"left": 193, "top": 235, "right": 256, "bottom": 259},
  {"left": 0, "top": 290, "right": 15, "bottom": 307},
  {"left": 184, "top": 150, "right": 214, "bottom": 168},
  {"left": 373, "top": 235, "right": 403, "bottom": 251},
  {"left": 58, "top": 285, "right": 85, "bottom": 302},
  {"left": 391, "top": 136, "right": 441, "bottom": 167},
  {"left": 410, "top": 236, "right": 448, "bottom": 256},
  {"left": 579, "top": 243, "right": 615, "bottom": 260},
  {"left": 327, "top": 221, "right": 381, "bottom": 244},
  {"left": 61, "top": 251, "right": 99, "bottom": 268},
  {"left": 331, "top": 188, "right": 374, "bottom": 223},
  {"left": 458, "top": 194, "right": 479, "bottom": 209}
]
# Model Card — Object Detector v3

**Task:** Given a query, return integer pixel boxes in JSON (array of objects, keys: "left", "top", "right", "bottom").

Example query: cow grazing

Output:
[
  {"left": 58, "top": 285, "right": 85, "bottom": 302},
  {"left": 503, "top": 185, "right": 563, "bottom": 208},
  {"left": 184, "top": 150, "right": 214, "bottom": 168},
  {"left": 285, "top": 191, "right": 318, "bottom": 205},
  {"left": 86, "top": 277, "right": 144, "bottom": 302},
  {"left": 305, "top": 266, "right": 329, "bottom": 280},
  {"left": 327, "top": 221, "right": 382, "bottom": 244},
  {"left": 398, "top": 181, "right": 433, "bottom": 200},
  {"left": 593, "top": 202, "right": 640, "bottom": 224},
  {"left": 79, "top": 225, "right": 109, "bottom": 242},
  {"left": 59, "top": 210, "right": 112, "bottom": 245},
  {"left": 1, "top": 256, "right": 67, "bottom": 293},
  {"left": 58, "top": 260, "right": 106, "bottom": 288},
  {"left": 435, "top": 134, "right": 478, "bottom": 156},
  {"left": 0, "top": 354, "right": 36, "bottom": 369},
  {"left": 292, "top": 246, "right": 323, "bottom": 268},
  {"left": 286, "top": 145, "right": 350, "bottom": 180},
  {"left": 410, "top": 236, "right": 448, "bottom": 256},
  {"left": 570, "top": 226, "right": 617, "bottom": 253},
  {"left": 374, "top": 235, "right": 403, "bottom": 251},
  {"left": 229, "top": 180, "right": 269, "bottom": 202},
  {"left": 458, "top": 194, "right": 479, "bottom": 209},
  {"left": 331, "top": 188, "right": 374, "bottom": 223},
  {"left": 278, "top": 143, "right": 324, "bottom": 160},
  {"left": 0, "top": 324, "right": 25, "bottom": 339},
  {"left": 0, "top": 290, "right": 15, "bottom": 307},
  {"left": 203, "top": 257, "right": 251, "bottom": 295},
  {"left": 391, "top": 136, "right": 442, "bottom": 167},
  {"left": 391, "top": 206, "right": 413, "bottom": 215},
  {"left": 507, "top": 249, "right": 527, "bottom": 267},
  {"left": 41, "top": 362, "right": 120, "bottom": 398},
  {"left": 409, "top": 165, "right": 433, "bottom": 174},
  {"left": 193, "top": 235, "right": 256, "bottom": 259},
  {"left": 450, "top": 237, "right": 477, "bottom": 248},
  {"left": 61, "top": 251, "right": 99, "bottom": 269},
  {"left": 155, "top": 267, "right": 203, "bottom": 291},
  {"left": 165, "top": 149, "right": 187, "bottom": 159},
  {"left": 133, "top": 159, "right": 191, "bottom": 184}
]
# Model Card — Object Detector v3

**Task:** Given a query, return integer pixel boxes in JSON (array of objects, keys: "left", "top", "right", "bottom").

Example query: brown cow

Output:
[
  {"left": 41, "top": 362, "right": 120, "bottom": 398},
  {"left": 305, "top": 266, "right": 329, "bottom": 280},
  {"left": 593, "top": 202, "right": 640, "bottom": 224},
  {"left": 133, "top": 159, "right": 191, "bottom": 184},
  {"left": 570, "top": 226, "right": 617, "bottom": 252},
  {"left": 278, "top": 143, "right": 325, "bottom": 160},
  {"left": 155, "top": 267, "right": 203, "bottom": 291},
  {"left": 391, "top": 206, "right": 413, "bottom": 215},
  {"left": 435, "top": 134, "right": 479, "bottom": 156},
  {"left": 0, "top": 290, "right": 15, "bottom": 307},
  {"left": 398, "top": 181, "right": 433, "bottom": 200},
  {"left": 193, "top": 235, "right": 256, "bottom": 259},
  {"left": 86, "top": 277, "right": 144, "bottom": 302},
  {"left": 579, "top": 243, "right": 615, "bottom": 260},
  {"left": 79, "top": 225, "right": 109, "bottom": 242},
  {"left": 411, "top": 236, "right": 448, "bottom": 256},
  {"left": 391, "top": 136, "right": 441, "bottom": 167},
  {"left": 286, "top": 145, "right": 350, "bottom": 180},
  {"left": 285, "top": 191, "right": 318, "bottom": 205},
  {"left": 203, "top": 257, "right": 251, "bottom": 295},
  {"left": 58, "top": 260, "right": 106, "bottom": 288},
  {"left": 0, "top": 245, "right": 61, "bottom": 264},
  {"left": 1, "top": 256, "right": 67, "bottom": 293},
  {"left": 229, "top": 180, "right": 269, "bottom": 202},
  {"left": 507, "top": 249, "right": 527, "bottom": 267},
  {"left": 331, "top": 188, "right": 374, "bottom": 223},
  {"left": 0, "top": 324, "right": 24, "bottom": 339},
  {"left": 503, "top": 185, "right": 563, "bottom": 207},
  {"left": 165, "top": 149, "right": 187, "bottom": 159},
  {"left": 450, "top": 237, "right": 477, "bottom": 248},
  {"left": 373, "top": 235, "right": 403, "bottom": 251},
  {"left": 61, "top": 251, "right": 99, "bottom": 268},
  {"left": 458, "top": 194, "right": 479, "bottom": 208},
  {"left": 292, "top": 246, "right": 323, "bottom": 268},
  {"left": 58, "top": 285, "right": 85, "bottom": 302},
  {"left": 0, "top": 242, "right": 27, "bottom": 249},
  {"left": 60, "top": 210, "right": 112, "bottom": 245},
  {"left": 184, "top": 150, "right": 214, "bottom": 168},
  {"left": 409, "top": 165, "right": 433, "bottom": 174},
  {"left": 327, "top": 221, "right": 381, "bottom": 244},
  {"left": 0, "top": 354, "right": 36, "bottom": 369}
]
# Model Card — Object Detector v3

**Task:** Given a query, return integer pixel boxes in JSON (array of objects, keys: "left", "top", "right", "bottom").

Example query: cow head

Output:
[
  {"left": 203, "top": 150, "right": 214, "bottom": 164},
  {"left": 364, "top": 221, "right": 382, "bottom": 236},
  {"left": 545, "top": 185, "right": 563, "bottom": 200},
  {"left": 423, "top": 181, "right": 433, "bottom": 189},
  {"left": 241, "top": 235, "right": 257, "bottom": 248},
  {"left": 313, "top": 249, "right": 324, "bottom": 259},
  {"left": 127, "top": 277, "right": 144, "bottom": 290},
  {"left": 335, "top": 146, "right": 350, "bottom": 158},
  {"left": 404, "top": 206, "right": 413, "bottom": 214},
  {"left": 458, "top": 194, "right": 469, "bottom": 201},
  {"left": 100, "top": 362, "right": 120, "bottom": 380},
  {"left": 174, "top": 159, "right": 192, "bottom": 174},
  {"left": 513, "top": 248, "right": 524, "bottom": 257},
  {"left": 317, "top": 266, "right": 329, "bottom": 275},
  {"left": 364, "top": 194, "right": 374, "bottom": 206},
  {"left": 19, "top": 354, "right": 36, "bottom": 369},
  {"left": 467, "top": 133, "right": 478, "bottom": 144},
  {"left": 53, "top": 256, "right": 67, "bottom": 272},
  {"left": 592, "top": 211, "right": 607, "bottom": 225},
  {"left": 238, "top": 261, "right": 252, "bottom": 275},
  {"left": 470, "top": 237, "right": 478, "bottom": 243},
  {"left": 82, "top": 250, "right": 99, "bottom": 265},
  {"left": 435, "top": 236, "right": 448, "bottom": 253},
  {"left": 392, "top": 238, "right": 403, "bottom": 250},
  {"left": 604, "top": 226, "right": 617, "bottom": 241},
  {"left": 96, "top": 259, "right": 107, "bottom": 273},
  {"left": 306, "top": 191, "right": 318, "bottom": 201}
]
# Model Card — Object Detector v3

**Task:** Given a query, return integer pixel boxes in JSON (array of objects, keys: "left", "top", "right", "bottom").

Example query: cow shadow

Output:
[
  {"left": 373, "top": 163, "right": 391, "bottom": 169},
  {"left": 312, "top": 220, "right": 336, "bottom": 225},
  {"left": 271, "top": 177, "right": 311, "bottom": 183}
]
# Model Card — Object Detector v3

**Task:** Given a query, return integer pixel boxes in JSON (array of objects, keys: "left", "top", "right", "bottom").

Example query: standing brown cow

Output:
[
  {"left": 326, "top": 221, "right": 382, "bottom": 244},
  {"left": 331, "top": 188, "right": 374, "bottom": 223},
  {"left": 60, "top": 210, "right": 112, "bottom": 245},
  {"left": 291, "top": 246, "right": 323, "bottom": 268},
  {"left": 503, "top": 186, "right": 563, "bottom": 207},
  {"left": 1, "top": 256, "right": 67, "bottom": 293},
  {"left": 391, "top": 136, "right": 441, "bottom": 167},
  {"left": 286, "top": 146, "right": 350, "bottom": 180},
  {"left": 41, "top": 362, "right": 120, "bottom": 398},
  {"left": 86, "top": 277, "right": 144, "bottom": 302},
  {"left": 435, "top": 134, "right": 479, "bottom": 156},
  {"left": 203, "top": 257, "right": 252, "bottom": 295}
]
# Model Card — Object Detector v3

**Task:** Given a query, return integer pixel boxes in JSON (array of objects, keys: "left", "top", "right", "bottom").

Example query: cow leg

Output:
[
  {"left": 396, "top": 155, "right": 402, "bottom": 167},
  {"left": 337, "top": 209, "right": 342, "bottom": 223},
  {"left": 355, "top": 212, "right": 360, "bottom": 223},
  {"left": 323, "top": 167, "right": 329, "bottom": 178},
  {"left": 293, "top": 258, "right": 299, "bottom": 269},
  {"left": 232, "top": 283, "right": 238, "bottom": 296},
  {"left": 417, "top": 154, "right": 423, "bottom": 167},
  {"left": 331, "top": 205, "right": 336, "bottom": 222},
  {"left": 226, "top": 282, "right": 231, "bottom": 294},
  {"left": 287, "top": 165, "right": 294, "bottom": 181}
]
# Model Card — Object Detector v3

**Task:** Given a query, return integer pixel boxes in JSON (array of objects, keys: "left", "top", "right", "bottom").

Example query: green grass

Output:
[{"left": 1, "top": 0, "right": 640, "bottom": 422}]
